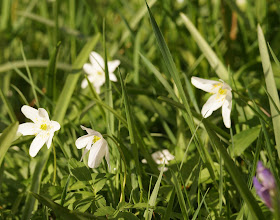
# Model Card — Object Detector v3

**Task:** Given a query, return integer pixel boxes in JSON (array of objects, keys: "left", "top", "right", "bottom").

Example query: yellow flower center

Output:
[
  {"left": 93, "top": 136, "right": 101, "bottom": 143},
  {"left": 40, "top": 124, "right": 48, "bottom": 130},
  {"left": 218, "top": 88, "right": 227, "bottom": 95},
  {"left": 97, "top": 71, "right": 103, "bottom": 76}
]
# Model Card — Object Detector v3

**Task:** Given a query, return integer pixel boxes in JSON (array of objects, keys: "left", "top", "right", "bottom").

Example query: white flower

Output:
[
  {"left": 17, "top": 105, "right": 60, "bottom": 157},
  {"left": 142, "top": 149, "right": 174, "bottom": 172},
  {"left": 191, "top": 76, "right": 232, "bottom": 128},
  {"left": 81, "top": 51, "right": 120, "bottom": 93},
  {"left": 75, "top": 125, "right": 110, "bottom": 169}
]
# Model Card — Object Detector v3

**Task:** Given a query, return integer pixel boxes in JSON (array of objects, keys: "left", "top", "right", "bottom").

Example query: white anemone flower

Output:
[
  {"left": 81, "top": 51, "right": 120, "bottom": 93},
  {"left": 142, "top": 149, "right": 175, "bottom": 172},
  {"left": 191, "top": 76, "right": 232, "bottom": 128},
  {"left": 17, "top": 105, "right": 60, "bottom": 157},
  {"left": 75, "top": 125, "right": 110, "bottom": 169}
]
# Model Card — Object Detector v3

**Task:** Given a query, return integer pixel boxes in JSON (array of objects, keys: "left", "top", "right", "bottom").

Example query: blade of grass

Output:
[
  {"left": 119, "top": 69, "right": 144, "bottom": 201},
  {"left": 22, "top": 150, "right": 51, "bottom": 220},
  {"left": 268, "top": 43, "right": 280, "bottom": 68},
  {"left": 163, "top": 189, "right": 175, "bottom": 220},
  {"left": 53, "top": 34, "right": 100, "bottom": 123},
  {"left": 84, "top": 75, "right": 106, "bottom": 120},
  {"left": 30, "top": 192, "right": 99, "bottom": 220},
  {"left": 20, "top": 43, "right": 39, "bottom": 107},
  {"left": 0, "top": 122, "right": 19, "bottom": 166},
  {"left": 46, "top": 41, "right": 61, "bottom": 102},
  {"left": 180, "top": 13, "right": 228, "bottom": 81},
  {"left": 0, "top": 60, "right": 72, "bottom": 74},
  {"left": 134, "top": 31, "right": 141, "bottom": 84},
  {"left": 144, "top": 166, "right": 164, "bottom": 220},
  {"left": 0, "top": 88, "right": 17, "bottom": 123},
  {"left": 120, "top": 0, "right": 157, "bottom": 44},
  {"left": 258, "top": 24, "right": 280, "bottom": 160},
  {"left": 145, "top": 1, "right": 218, "bottom": 188},
  {"left": 203, "top": 120, "right": 265, "bottom": 219},
  {"left": 139, "top": 53, "right": 177, "bottom": 101},
  {"left": 191, "top": 188, "right": 210, "bottom": 220},
  {"left": 170, "top": 169, "right": 189, "bottom": 220},
  {"left": 10, "top": 84, "right": 29, "bottom": 105}
]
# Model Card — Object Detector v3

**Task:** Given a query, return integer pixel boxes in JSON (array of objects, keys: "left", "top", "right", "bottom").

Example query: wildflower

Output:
[
  {"left": 191, "top": 76, "right": 232, "bottom": 128},
  {"left": 75, "top": 125, "right": 110, "bottom": 169},
  {"left": 142, "top": 149, "right": 174, "bottom": 171},
  {"left": 81, "top": 51, "right": 120, "bottom": 93},
  {"left": 253, "top": 161, "right": 277, "bottom": 209},
  {"left": 17, "top": 105, "right": 60, "bottom": 157}
]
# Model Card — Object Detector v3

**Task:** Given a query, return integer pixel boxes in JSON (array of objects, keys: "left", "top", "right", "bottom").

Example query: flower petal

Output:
[
  {"left": 38, "top": 108, "right": 50, "bottom": 121},
  {"left": 81, "top": 78, "right": 88, "bottom": 89},
  {"left": 191, "top": 77, "right": 222, "bottom": 93},
  {"left": 17, "top": 123, "right": 39, "bottom": 136},
  {"left": 88, "top": 139, "right": 106, "bottom": 168},
  {"left": 75, "top": 134, "right": 94, "bottom": 149},
  {"left": 162, "top": 149, "right": 175, "bottom": 161},
  {"left": 222, "top": 92, "right": 232, "bottom": 128},
  {"left": 51, "top": 121, "right": 60, "bottom": 131},
  {"left": 108, "top": 60, "right": 120, "bottom": 73},
  {"left": 95, "top": 85, "right": 101, "bottom": 94},
  {"left": 89, "top": 51, "right": 104, "bottom": 70},
  {"left": 80, "top": 125, "right": 102, "bottom": 137},
  {"left": 109, "top": 73, "right": 117, "bottom": 82},
  {"left": 80, "top": 148, "right": 89, "bottom": 162},
  {"left": 201, "top": 93, "right": 224, "bottom": 118},
  {"left": 29, "top": 132, "right": 49, "bottom": 157},
  {"left": 83, "top": 63, "right": 95, "bottom": 75},
  {"left": 21, "top": 105, "right": 40, "bottom": 123},
  {"left": 46, "top": 132, "right": 54, "bottom": 149}
]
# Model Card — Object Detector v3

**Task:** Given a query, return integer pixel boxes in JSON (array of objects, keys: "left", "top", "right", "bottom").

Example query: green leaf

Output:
[
  {"left": 0, "top": 88, "right": 17, "bottom": 123},
  {"left": 203, "top": 121, "right": 264, "bottom": 220},
  {"left": 0, "top": 122, "right": 19, "bottom": 166},
  {"left": 144, "top": 166, "right": 164, "bottom": 220},
  {"left": 258, "top": 24, "right": 280, "bottom": 160},
  {"left": 22, "top": 150, "right": 52, "bottom": 220},
  {"left": 46, "top": 41, "right": 61, "bottom": 101},
  {"left": 61, "top": 175, "right": 71, "bottom": 206},
  {"left": 232, "top": 126, "right": 261, "bottom": 156},
  {"left": 112, "top": 212, "right": 139, "bottom": 220},
  {"left": 170, "top": 170, "right": 189, "bottom": 220},
  {"left": 30, "top": 192, "right": 100, "bottom": 220},
  {"left": 94, "top": 206, "right": 115, "bottom": 217},
  {"left": 139, "top": 53, "right": 177, "bottom": 101},
  {"left": 145, "top": 1, "right": 218, "bottom": 188},
  {"left": 53, "top": 34, "right": 100, "bottom": 124},
  {"left": 69, "top": 158, "right": 92, "bottom": 182},
  {"left": 180, "top": 13, "right": 228, "bottom": 81}
]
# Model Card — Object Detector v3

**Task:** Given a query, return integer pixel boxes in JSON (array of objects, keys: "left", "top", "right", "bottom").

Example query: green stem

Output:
[{"left": 52, "top": 143, "right": 56, "bottom": 184}]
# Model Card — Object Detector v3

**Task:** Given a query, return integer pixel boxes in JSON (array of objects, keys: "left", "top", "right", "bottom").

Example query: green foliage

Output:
[{"left": 1, "top": 0, "right": 280, "bottom": 219}]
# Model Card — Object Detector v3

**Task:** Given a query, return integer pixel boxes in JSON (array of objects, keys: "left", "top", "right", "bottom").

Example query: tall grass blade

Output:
[
  {"left": 0, "top": 88, "right": 17, "bottom": 123},
  {"left": 258, "top": 24, "right": 280, "bottom": 160},
  {"left": 30, "top": 192, "right": 97, "bottom": 220},
  {"left": 46, "top": 41, "right": 61, "bottom": 102},
  {"left": 170, "top": 169, "right": 189, "bottom": 220},
  {"left": 22, "top": 151, "right": 51, "bottom": 219},
  {"left": 145, "top": 3, "right": 219, "bottom": 185},
  {"left": 53, "top": 34, "right": 100, "bottom": 123},
  {"left": 203, "top": 121, "right": 264, "bottom": 219},
  {"left": 119, "top": 69, "right": 144, "bottom": 200},
  {"left": 180, "top": 13, "right": 228, "bottom": 81},
  {"left": 0, "top": 122, "right": 19, "bottom": 166},
  {"left": 144, "top": 166, "right": 164, "bottom": 220}
]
